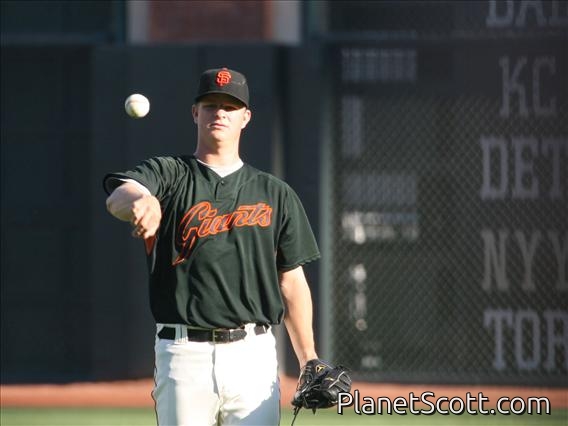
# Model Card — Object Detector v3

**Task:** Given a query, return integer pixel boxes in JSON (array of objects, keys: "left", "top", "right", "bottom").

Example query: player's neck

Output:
[{"left": 194, "top": 145, "right": 241, "bottom": 167}]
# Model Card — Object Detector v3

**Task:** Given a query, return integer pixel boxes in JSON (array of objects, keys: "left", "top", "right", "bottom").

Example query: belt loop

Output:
[{"left": 175, "top": 324, "right": 188, "bottom": 344}]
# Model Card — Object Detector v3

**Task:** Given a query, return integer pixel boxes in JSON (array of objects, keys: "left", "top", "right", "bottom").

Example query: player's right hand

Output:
[{"left": 130, "top": 195, "right": 162, "bottom": 239}]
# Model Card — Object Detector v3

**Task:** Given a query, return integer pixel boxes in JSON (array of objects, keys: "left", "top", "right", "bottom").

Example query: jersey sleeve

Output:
[
  {"left": 276, "top": 185, "right": 321, "bottom": 271},
  {"left": 103, "top": 157, "right": 180, "bottom": 200}
]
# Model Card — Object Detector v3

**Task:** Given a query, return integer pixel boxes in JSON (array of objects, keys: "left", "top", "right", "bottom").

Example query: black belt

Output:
[{"left": 158, "top": 325, "right": 268, "bottom": 343}]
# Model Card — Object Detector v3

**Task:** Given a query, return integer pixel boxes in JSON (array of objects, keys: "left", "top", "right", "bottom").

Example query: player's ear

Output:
[
  {"left": 192, "top": 104, "right": 198, "bottom": 123},
  {"left": 241, "top": 109, "right": 251, "bottom": 129}
]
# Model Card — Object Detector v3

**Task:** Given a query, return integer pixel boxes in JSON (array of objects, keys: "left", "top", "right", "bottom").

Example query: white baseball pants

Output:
[{"left": 152, "top": 323, "right": 280, "bottom": 426}]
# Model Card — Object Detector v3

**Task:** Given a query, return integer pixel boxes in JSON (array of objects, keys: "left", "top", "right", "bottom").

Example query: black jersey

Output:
[{"left": 103, "top": 156, "right": 320, "bottom": 328}]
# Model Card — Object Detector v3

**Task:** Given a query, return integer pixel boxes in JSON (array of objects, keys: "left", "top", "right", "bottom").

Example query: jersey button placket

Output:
[{"left": 215, "top": 179, "right": 228, "bottom": 200}]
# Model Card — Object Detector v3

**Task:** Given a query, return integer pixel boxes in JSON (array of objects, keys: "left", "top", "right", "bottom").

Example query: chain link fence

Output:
[{"left": 323, "top": 2, "right": 567, "bottom": 386}]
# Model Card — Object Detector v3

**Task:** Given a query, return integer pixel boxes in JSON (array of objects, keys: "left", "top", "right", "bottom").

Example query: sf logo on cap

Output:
[{"left": 216, "top": 69, "right": 232, "bottom": 87}]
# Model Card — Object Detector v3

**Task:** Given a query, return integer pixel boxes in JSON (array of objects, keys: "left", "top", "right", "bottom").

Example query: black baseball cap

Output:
[{"left": 194, "top": 67, "right": 249, "bottom": 108}]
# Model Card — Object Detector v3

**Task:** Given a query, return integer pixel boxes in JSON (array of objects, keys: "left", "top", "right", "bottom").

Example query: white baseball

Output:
[{"left": 124, "top": 93, "right": 150, "bottom": 118}]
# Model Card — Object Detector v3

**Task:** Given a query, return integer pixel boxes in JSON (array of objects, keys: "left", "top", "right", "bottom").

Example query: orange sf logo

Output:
[{"left": 216, "top": 70, "right": 232, "bottom": 86}]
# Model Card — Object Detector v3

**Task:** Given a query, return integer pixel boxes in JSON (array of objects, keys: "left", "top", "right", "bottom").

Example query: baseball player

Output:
[{"left": 104, "top": 68, "right": 321, "bottom": 425}]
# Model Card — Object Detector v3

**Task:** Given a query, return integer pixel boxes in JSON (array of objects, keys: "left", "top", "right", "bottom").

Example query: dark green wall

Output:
[{"left": 1, "top": 44, "right": 324, "bottom": 382}]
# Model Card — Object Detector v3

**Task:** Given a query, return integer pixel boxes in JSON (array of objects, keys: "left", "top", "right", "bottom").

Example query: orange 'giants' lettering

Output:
[{"left": 173, "top": 201, "right": 272, "bottom": 265}]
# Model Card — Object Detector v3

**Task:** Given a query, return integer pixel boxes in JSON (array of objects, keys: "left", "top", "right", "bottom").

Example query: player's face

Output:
[{"left": 192, "top": 94, "right": 251, "bottom": 142}]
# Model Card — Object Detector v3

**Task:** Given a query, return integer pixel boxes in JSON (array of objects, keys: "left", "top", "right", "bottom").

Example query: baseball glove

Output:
[{"left": 291, "top": 359, "right": 352, "bottom": 413}]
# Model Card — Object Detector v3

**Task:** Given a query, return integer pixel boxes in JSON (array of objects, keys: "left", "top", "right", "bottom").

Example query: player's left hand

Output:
[{"left": 291, "top": 359, "right": 352, "bottom": 412}]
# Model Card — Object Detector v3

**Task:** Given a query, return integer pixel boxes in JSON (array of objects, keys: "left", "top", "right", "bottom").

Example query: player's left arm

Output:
[{"left": 279, "top": 265, "right": 319, "bottom": 368}]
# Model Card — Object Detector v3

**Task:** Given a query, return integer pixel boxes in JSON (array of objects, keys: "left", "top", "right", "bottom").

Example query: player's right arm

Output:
[{"left": 106, "top": 182, "right": 162, "bottom": 239}]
